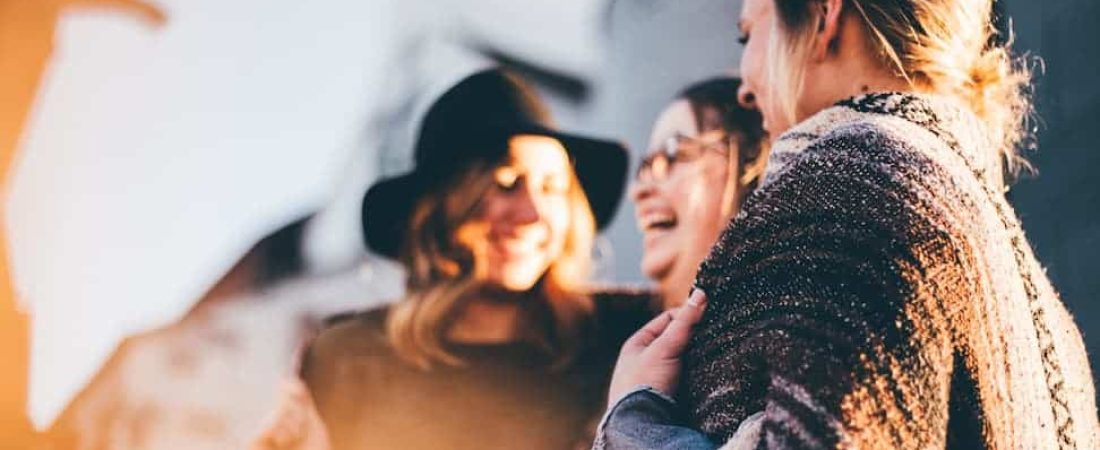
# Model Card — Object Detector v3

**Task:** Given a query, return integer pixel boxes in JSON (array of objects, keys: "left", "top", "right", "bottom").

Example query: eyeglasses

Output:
[{"left": 636, "top": 131, "right": 731, "bottom": 183}]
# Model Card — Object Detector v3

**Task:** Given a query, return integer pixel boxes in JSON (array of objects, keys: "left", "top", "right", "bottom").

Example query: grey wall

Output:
[{"left": 1003, "top": 0, "right": 1100, "bottom": 389}]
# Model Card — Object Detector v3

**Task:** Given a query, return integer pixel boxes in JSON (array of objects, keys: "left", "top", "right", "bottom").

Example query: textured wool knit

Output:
[{"left": 684, "top": 92, "right": 1099, "bottom": 450}]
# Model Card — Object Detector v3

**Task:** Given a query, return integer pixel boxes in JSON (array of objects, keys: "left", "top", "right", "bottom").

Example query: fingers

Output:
[
  {"left": 288, "top": 338, "right": 311, "bottom": 378},
  {"left": 252, "top": 410, "right": 300, "bottom": 450},
  {"left": 144, "top": 8, "right": 169, "bottom": 27},
  {"left": 624, "top": 310, "right": 674, "bottom": 349},
  {"left": 251, "top": 379, "right": 313, "bottom": 449},
  {"left": 685, "top": 288, "right": 707, "bottom": 309},
  {"left": 132, "top": 1, "right": 169, "bottom": 27},
  {"left": 282, "top": 378, "right": 312, "bottom": 403},
  {"left": 103, "top": 0, "right": 169, "bottom": 27},
  {"left": 650, "top": 290, "right": 708, "bottom": 359}
]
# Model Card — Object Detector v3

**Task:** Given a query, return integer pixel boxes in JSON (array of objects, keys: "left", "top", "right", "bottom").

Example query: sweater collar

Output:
[{"left": 761, "top": 92, "right": 1000, "bottom": 190}]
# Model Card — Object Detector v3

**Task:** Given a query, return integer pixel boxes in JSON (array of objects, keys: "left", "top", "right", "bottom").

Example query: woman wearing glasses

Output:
[
  {"left": 599, "top": 0, "right": 1098, "bottom": 448},
  {"left": 632, "top": 78, "right": 767, "bottom": 309}
]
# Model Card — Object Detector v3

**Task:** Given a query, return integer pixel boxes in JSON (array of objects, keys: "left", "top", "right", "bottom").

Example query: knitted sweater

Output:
[{"left": 684, "top": 93, "right": 1099, "bottom": 450}]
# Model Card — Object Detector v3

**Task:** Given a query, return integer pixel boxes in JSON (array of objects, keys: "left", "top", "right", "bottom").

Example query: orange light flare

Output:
[{"left": 0, "top": 0, "right": 166, "bottom": 444}]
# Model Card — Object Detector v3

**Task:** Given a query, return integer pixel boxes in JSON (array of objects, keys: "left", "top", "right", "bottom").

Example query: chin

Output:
[
  {"left": 494, "top": 268, "right": 547, "bottom": 292},
  {"left": 640, "top": 256, "right": 673, "bottom": 285}
]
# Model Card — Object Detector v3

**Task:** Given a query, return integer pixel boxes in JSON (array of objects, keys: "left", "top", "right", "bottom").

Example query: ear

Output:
[{"left": 811, "top": 0, "right": 845, "bottom": 61}]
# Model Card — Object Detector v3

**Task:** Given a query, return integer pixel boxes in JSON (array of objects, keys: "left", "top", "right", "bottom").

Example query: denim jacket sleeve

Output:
[
  {"left": 591, "top": 386, "right": 718, "bottom": 450},
  {"left": 592, "top": 386, "right": 766, "bottom": 450}
]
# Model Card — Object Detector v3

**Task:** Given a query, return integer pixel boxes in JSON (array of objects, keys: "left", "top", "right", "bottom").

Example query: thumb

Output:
[
  {"left": 624, "top": 309, "right": 674, "bottom": 350},
  {"left": 650, "top": 289, "right": 707, "bottom": 359}
]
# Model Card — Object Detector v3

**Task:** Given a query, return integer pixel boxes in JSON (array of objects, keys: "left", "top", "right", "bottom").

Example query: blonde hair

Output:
[
  {"left": 768, "top": 0, "right": 1033, "bottom": 173},
  {"left": 386, "top": 159, "right": 596, "bottom": 370}
]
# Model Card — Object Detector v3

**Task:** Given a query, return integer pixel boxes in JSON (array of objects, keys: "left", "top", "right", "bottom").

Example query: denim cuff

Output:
[
  {"left": 592, "top": 387, "right": 764, "bottom": 450},
  {"left": 592, "top": 386, "right": 718, "bottom": 450},
  {"left": 598, "top": 386, "right": 677, "bottom": 432}
]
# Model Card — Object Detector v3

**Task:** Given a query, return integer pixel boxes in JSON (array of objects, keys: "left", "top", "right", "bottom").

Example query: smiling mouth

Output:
[
  {"left": 492, "top": 237, "right": 546, "bottom": 256},
  {"left": 640, "top": 213, "right": 678, "bottom": 232}
]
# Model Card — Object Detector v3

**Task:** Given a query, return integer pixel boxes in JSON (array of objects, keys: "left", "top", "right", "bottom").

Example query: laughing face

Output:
[
  {"left": 632, "top": 100, "right": 744, "bottom": 306},
  {"left": 455, "top": 134, "right": 574, "bottom": 292}
]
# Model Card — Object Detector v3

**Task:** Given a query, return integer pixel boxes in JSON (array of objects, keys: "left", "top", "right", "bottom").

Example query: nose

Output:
[
  {"left": 737, "top": 83, "right": 757, "bottom": 110},
  {"left": 509, "top": 185, "right": 542, "bottom": 226},
  {"left": 630, "top": 177, "right": 658, "bottom": 204}
]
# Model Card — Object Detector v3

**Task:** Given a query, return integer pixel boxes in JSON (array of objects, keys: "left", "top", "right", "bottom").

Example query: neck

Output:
[
  {"left": 658, "top": 270, "right": 693, "bottom": 310},
  {"left": 446, "top": 288, "right": 526, "bottom": 344},
  {"left": 805, "top": 65, "right": 913, "bottom": 120},
  {"left": 801, "top": 16, "right": 916, "bottom": 119},
  {"left": 839, "top": 71, "right": 912, "bottom": 102}
]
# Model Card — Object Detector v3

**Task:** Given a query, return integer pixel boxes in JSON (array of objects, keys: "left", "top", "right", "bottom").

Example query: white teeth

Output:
[
  {"left": 640, "top": 212, "right": 677, "bottom": 231},
  {"left": 500, "top": 239, "right": 538, "bottom": 252},
  {"left": 495, "top": 235, "right": 546, "bottom": 254}
]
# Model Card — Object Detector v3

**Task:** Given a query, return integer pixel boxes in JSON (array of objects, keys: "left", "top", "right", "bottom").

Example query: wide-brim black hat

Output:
[{"left": 362, "top": 69, "right": 628, "bottom": 258}]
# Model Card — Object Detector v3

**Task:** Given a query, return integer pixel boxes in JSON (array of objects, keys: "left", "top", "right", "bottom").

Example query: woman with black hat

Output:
[{"left": 250, "top": 68, "right": 656, "bottom": 450}]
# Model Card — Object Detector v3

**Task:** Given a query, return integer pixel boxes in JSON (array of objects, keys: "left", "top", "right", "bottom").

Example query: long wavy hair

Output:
[{"left": 385, "top": 158, "right": 596, "bottom": 370}]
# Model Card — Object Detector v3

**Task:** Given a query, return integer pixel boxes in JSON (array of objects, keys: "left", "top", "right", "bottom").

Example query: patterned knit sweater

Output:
[{"left": 684, "top": 93, "right": 1099, "bottom": 450}]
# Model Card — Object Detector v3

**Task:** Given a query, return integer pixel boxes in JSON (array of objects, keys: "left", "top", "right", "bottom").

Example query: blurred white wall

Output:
[
  {"left": 4, "top": 0, "right": 613, "bottom": 429},
  {"left": 7, "top": 0, "right": 397, "bottom": 427}
]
